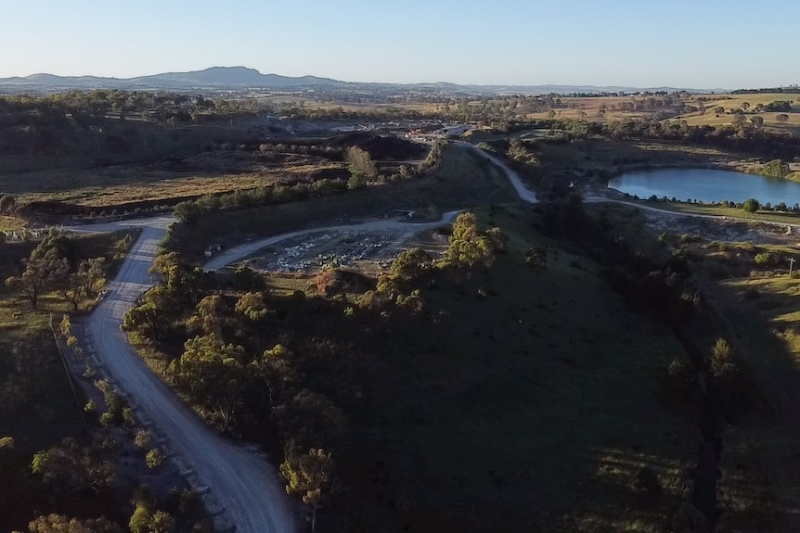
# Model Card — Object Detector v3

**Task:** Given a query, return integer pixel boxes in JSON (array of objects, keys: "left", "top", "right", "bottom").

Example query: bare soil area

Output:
[
  {"left": 641, "top": 209, "right": 800, "bottom": 245},
  {"left": 238, "top": 226, "right": 448, "bottom": 274}
]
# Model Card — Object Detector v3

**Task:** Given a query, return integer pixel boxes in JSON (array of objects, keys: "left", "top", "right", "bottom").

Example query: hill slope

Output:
[{"left": 0, "top": 67, "right": 716, "bottom": 94}]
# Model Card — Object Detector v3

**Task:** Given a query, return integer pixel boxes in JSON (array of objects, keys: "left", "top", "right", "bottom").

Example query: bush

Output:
[
  {"left": 146, "top": 449, "right": 165, "bottom": 469},
  {"left": 753, "top": 252, "right": 773, "bottom": 266},
  {"left": 134, "top": 430, "right": 153, "bottom": 450},
  {"left": 742, "top": 198, "right": 761, "bottom": 213}
]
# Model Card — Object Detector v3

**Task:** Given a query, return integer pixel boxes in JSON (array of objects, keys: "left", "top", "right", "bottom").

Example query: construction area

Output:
[{"left": 234, "top": 226, "right": 449, "bottom": 275}]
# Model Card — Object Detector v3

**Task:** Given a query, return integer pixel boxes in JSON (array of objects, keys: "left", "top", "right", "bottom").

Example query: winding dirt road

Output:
[
  {"left": 203, "top": 212, "right": 460, "bottom": 272},
  {"left": 79, "top": 223, "right": 294, "bottom": 533},
  {"left": 457, "top": 141, "right": 539, "bottom": 203}
]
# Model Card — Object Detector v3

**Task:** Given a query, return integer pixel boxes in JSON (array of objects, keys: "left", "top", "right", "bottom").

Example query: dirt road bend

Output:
[
  {"left": 457, "top": 141, "right": 539, "bottom": 203},
  {"left": 82, "top": 223, "right": 294, "bottom": 533}
]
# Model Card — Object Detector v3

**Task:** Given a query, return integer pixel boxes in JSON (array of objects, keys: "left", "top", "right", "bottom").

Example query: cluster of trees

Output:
[
  {"left": 121, "top": 253, "right": 344, "bottom": 531},
  {"left": 732, "top": 87, "right": 800, "bottom": 95},
  {"left": 365, "top": 212, "right": 505, "bottom": 316},
  {"left": 278, "top": 93, "right": 685, "bottom": 124},
  {"left": 279, "top": 106, "right": 429, "bottom": 121},
  {"left": 4, "top": 230, "right": 105, "bottom": 309},
  {"left": 592, "top": 117, "right": 800, "bottom": 159},
  {"left": 30, "top": 437, "right": 116, "bottom": 497},
  {"left": 0, "top": 91, "right": 264, "bottom": 159},
  {"left": 0, "top": 90, "right": 261, "bottom": 125},
  {"left": 16, "top": 514, "right": 120, "bottom": 533},
  {"left": 764, "top": 101, "right": 793, "bottom": 112},
  {"left": 173, "top": 140, "right": 441, "bottom": 223},
  {"left": 478, "top": 138, "right": 544, "bottom": 186},
  {"left": 121, "top": 212, "right": 504, "bottom": 529}
]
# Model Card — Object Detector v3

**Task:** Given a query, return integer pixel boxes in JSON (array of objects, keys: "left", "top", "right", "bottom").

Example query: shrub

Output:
[
  {"left": 753, "top": 252, "right": 773, "bottom": 266},
  {"left": 710, "top": 339, "right": 736, "bottom": 378},
  {"left": 742, "top": 198, "right": 761, "bottom": 213},
  {"left": 134, "top": 430, "right": 153, "bottom": 450},
  {"left": 146, "top": 449, "right": 165, "bottom": 468}
]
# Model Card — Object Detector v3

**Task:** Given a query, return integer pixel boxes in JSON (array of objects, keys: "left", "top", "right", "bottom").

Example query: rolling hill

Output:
[{"left": 0, "top": 66, "right": 722, "bottom": 95}]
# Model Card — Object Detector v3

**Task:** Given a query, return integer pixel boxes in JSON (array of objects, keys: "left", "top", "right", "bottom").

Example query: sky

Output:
[{"left": 1, "top": 0, "right": 797, "bottom": 89}]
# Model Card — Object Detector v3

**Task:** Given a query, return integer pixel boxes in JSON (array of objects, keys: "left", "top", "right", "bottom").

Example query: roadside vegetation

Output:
[{"left": 0, "top": 229, "right": 211, "bottom": 532}]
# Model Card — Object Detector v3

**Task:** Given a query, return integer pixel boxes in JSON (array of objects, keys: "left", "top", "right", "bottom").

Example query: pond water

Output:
[{"left": 608, "top": 168, "right": 800, "bottom": 206}]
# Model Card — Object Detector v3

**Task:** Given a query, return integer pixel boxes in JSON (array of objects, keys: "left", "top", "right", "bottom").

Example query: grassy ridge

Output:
[{"left": 358, "top": 205, "right": 693, "bottom": 532}]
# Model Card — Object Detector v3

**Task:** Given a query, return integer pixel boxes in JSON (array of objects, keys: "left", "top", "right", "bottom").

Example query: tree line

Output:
[{"left": 172, "top": 141, "right": 443, "bottom": 224}]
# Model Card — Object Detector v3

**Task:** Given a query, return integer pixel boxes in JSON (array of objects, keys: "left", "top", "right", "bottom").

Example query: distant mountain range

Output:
[{"left": 0, "top": 66, "right": 724, "bottom": 95}]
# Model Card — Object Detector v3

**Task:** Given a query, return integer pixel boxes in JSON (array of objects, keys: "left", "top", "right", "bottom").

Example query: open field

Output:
[
  {"left": 260, "top": 95, "right": 441, "bottom": 114},
  {"left": 620, "top": 209, "right": 800, "bottom": 531},
  {"left": 355, "top": 204, "right": 694, "bottom": 532},
  {"left": 701, "top": 271, "right": 800, "bottom": 532},
  {"left": 0, "top": 148, "right": 349, "bottom": 208},
  {"left": 523, "top": 93, "right": 800, "bottom": 135}
]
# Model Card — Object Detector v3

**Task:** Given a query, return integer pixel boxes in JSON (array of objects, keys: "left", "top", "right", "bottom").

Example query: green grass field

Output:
[
  {"left": 356, "top": 204, "right": 694, "bottom": 532},
  {"left": 704, "top": 274, "right": 800, "bottom": 532},
  {"left": 639, "top": 230, "right": 800, "bottom": 532}
]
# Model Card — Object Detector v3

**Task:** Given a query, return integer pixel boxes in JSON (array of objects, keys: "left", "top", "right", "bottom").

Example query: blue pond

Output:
[{"left": 608, "top": 168, "right": 800, "bottom": 206}]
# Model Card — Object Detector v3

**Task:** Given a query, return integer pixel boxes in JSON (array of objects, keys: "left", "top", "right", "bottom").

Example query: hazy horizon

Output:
[{"left": 2, "top": 0, "right": 797, "bottom": 89}]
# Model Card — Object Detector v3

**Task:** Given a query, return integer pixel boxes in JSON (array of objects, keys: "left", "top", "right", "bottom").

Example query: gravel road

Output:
[
  {"left": 457, "top": 141, "right": 539, "bottom": 203},
  {"left": 82, "top": 225, "right": 295, "bottom": 533},
  {"left": 203, "top": 212, "right": 460, "bottom": 272}
]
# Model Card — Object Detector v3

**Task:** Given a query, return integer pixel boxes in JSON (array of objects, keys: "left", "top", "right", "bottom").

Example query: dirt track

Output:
[{"left": 79, "top": 224, "right": 295, "bottom": 533}]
